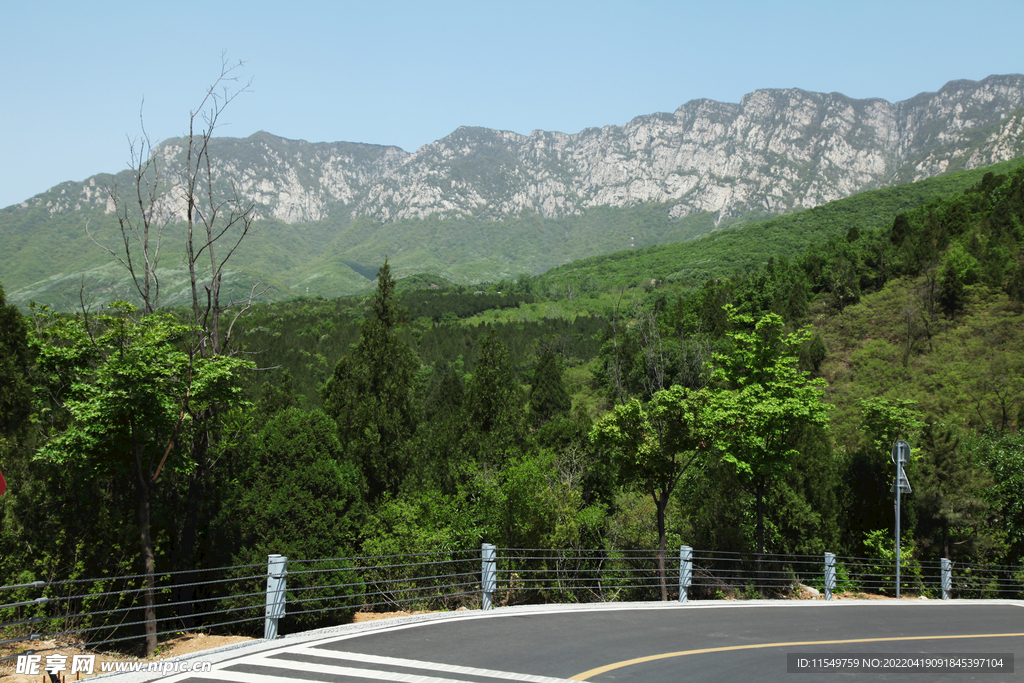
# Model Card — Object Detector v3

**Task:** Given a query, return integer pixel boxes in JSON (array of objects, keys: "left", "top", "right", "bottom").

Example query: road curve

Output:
[{"left": 121, "top": 600, "right": 1024, "bottom": 683}]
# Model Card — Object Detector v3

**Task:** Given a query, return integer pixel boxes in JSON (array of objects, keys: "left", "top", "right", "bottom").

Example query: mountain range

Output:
[{"left": 3, "top": 74, "right": 1023, "bottom": 308}]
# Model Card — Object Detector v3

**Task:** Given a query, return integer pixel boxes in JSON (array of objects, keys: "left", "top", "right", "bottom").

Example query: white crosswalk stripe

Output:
[
  {"left": 185, "top": 665, "right": 469, "bottom": 682},
  {"left": 280, "top": 646, "right": 577, "bottom": 681},
  {"left": 177, "top": 645, "right": 579, "bottom": 682}
]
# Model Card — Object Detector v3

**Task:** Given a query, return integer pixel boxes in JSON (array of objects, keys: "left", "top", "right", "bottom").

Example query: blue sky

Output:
[{"left": 2, "top": 0, "right": 1022, "bottom": 209}]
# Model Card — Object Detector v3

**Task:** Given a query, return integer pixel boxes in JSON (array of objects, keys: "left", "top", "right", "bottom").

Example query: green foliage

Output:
[
  {"left": 362, "top": 491, "right": 479, "bottom": 557},
  {"left": 962, "top": 430, "right": 1024, "bottom": 563},
  {"left": 915, "top": 421, "right": 998, "bottom": 561},
  {"left": 32, "top": 303, "right": 244, "bottom": 474},
  {"left": 359, "top": 491, "right": 480, "bottom": 610},
  {"left": 322, "top": 260, "right": 421, "bottom": 499},
  {"left": 472, "top": 449, "right": 607, "bottom": 551},
  {"left": 861, "top": 529, "right": 923, "bottom": 595},
  {"left": 714, "top": 310, "right": 831, "bottom": 481},
  {"left": 713, "top": 308, "right": 832, "bottom": 554},
  {"left": 858, "top": 398, "right": 925, "bottom": 454},
  {"left": 462, "top": 331, "right": 527, "bottom": 469},
  {"left": 939, "top": 242, "right": 981, "bottom": 314},
  {"left": 592, "top": 386, "right": 716, "bottom": 503},
  {"left": 0, "top": 283, "right": 33, "bottom": 443},
  {"left": 219, "top": 408, "right": 365, "bottom": 629},
  {"left": 224, "top": 408, "right": 365, "bottom": 556},
  {"left": 766, "top": 424, "right": 842, "bottom": 555},
  {"left": 529, "top": 347, "right": 572, "bottom": 427}
]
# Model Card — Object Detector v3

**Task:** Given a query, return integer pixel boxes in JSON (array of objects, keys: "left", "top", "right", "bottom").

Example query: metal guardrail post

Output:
[
  {"left": 264, "top": 554, "right": 287, "bottom": 639},
  {"left": 481, "top": 543, "right": 496, "bottom": 610},
  {"left": 679, "top": 546, "right": 692, "bottom": 602},
  {"left": 941, "top": 558, "right": 951, "bottom": 600},
  {"left": 824, "top": 552, "right": 836, "bottom": 601}
]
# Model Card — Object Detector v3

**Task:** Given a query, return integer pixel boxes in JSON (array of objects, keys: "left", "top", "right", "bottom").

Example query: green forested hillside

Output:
[
  {"left": 536, "top": 156, "right": 1024, "bottom": 293},
  {"left": 0, "top": 190, "right": 720, "bottom": 309},
  {"left": 2, "top": 160, "right": 1024, "bottom": 645}
]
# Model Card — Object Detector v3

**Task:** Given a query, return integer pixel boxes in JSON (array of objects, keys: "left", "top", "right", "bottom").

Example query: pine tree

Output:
[
  {"left": 916, "top": 422, "right": 995, "bottom": 561},
  {"left": 529, "top": 347, "right": 571, "bottom": 428},
  {"left": 323, "top": 260, "right": 420, "bottom": 499},
  {"left": 464, "top": 331, "right": 526, "bottom": 469}
]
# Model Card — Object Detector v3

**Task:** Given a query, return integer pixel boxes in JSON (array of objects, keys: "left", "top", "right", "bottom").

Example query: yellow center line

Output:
[{"left": 570, "top": 632, "right": 1024, "bottom": 680}]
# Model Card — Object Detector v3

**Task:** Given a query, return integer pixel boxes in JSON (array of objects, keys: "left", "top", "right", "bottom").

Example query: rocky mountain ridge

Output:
[
  {"left": 5, "top": 74, "right": 1024, "bottom": 310},
  {"left": 13, "top": 75, "right": 1024, "bottom": 228}
]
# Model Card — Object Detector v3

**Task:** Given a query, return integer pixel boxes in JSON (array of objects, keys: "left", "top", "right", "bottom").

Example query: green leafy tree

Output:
[
  {"left": 592, "top": 384, "right": 717, "bottom": 600},
  {"left": 938, "top": 242, "right": 981, "bottom": 315},
  {"left": 858, "top": 397, "right": 925, "bottom": 454},
  {"left": 965, "top": 429, "right": 1024, "bottom": 563},
  {"left": 323, "top": 259, "right": 420, "bottom": 499},
  {"left": 229, "top": 408, "right": 365, "bottom": 548},
  {"left": 32, "top": 302, "right": 252, "bottom": 653},
  {"left": 359, "top": 490, "right": 480, "bottom": 610},
  {"left": 713, "top": 308, "right": 832, "bottom": 560},
  {"left": 413, "top": 360, "right": 470, "bottom": 493},
  {"left": 475, "top": 449, "right": 607, "bottom": 553}
]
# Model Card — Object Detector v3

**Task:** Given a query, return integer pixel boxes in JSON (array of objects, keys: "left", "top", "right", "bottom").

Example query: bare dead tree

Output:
[
  {"left": 634, "top": 301, "right": 667, "bottom": 398},
  {"left": 676, "top": 323, "right": 713, "bottom": 391},
  {"left": 179, "top": 56, "right": 258, "bottom": 358},
  {"left": 85, "top": 56, "right": 260, "bottom": 657},
  {"left": 89, "top": 105, "right": 169, "bottom": 314},
  {"left": 607, "top": 287, "right": 628, "bottom": 406},
  {"left": 169, "top": 57, "right": 268, "bottom": 641}
]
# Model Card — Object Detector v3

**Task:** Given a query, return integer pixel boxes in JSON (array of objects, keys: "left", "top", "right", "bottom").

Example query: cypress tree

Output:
[
  {"left": 464, "top": 331, "right": 526, "bottom": 468},
  {"left": 529, "top": 348, "right": 571, "bottom": 428},
  {"left": 323, "top": 260, "right": 420, "bottom": 499}
]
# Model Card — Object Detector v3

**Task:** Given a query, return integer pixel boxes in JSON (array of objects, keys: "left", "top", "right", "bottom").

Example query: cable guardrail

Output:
[
  {"left": 689, "top": 550, "right": 835, "bottom": 599},
  {"left": 0, "top": 562, "right": 268, "bottom": 660},
  {"left": 2, "top": 544, "right": 1022, "bottom": 665},
  {"left": 942, "top": 559, "right": 1024, "bottom": 599}
]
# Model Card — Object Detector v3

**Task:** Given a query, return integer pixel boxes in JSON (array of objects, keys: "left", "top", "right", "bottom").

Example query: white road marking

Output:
[
  {"left": 171, "top": 646, "right": 578, "bottom": 682},
  {"left": 184, "top": 665, "right": 469, "bottom": 682},
  {"left": 281, "top": 645, "right": 577, "bottom": 681}
]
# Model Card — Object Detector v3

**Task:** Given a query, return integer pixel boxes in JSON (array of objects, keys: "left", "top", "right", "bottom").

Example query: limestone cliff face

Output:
[
  {"left": 352, "top": 74, "right": 1024, "bottom": 224},
  {"left": 19, "top": 75, "right": 1024, "bottom": 225}
]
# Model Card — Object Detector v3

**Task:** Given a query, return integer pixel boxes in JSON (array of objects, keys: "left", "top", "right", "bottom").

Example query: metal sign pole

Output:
[
  {"left": 890, "top": 440, "right": 912, "bottom": 600},
  {"left": 895, "top": 474, "right": 901, "bottom": 599}
]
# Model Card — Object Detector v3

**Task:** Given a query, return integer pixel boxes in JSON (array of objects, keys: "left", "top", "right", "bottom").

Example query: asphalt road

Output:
[{"left": 146, "top": 600, "right": 1024, "bottom": 683}]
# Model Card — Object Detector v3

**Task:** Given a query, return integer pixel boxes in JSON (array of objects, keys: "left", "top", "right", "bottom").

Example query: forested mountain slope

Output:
[
  {"left": 3, "top": 75, "right": 1023, "bottom": 308},
  {"left": 3, "top": 156, "right": 1024, "bottom": 641}
]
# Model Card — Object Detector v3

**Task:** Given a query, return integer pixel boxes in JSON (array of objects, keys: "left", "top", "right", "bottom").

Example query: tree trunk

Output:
[
  {"left": 656, "top": 490, "right": 669, "bottom": 601},
  {"left": 755, "top": 479, "right": 765, "bottom": 598},
  {"left": 171, "top": 466, "right": 205, "bottom": 630},
  {"left": 136, "top": 471, "right": 157, "bottom": 657}
]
